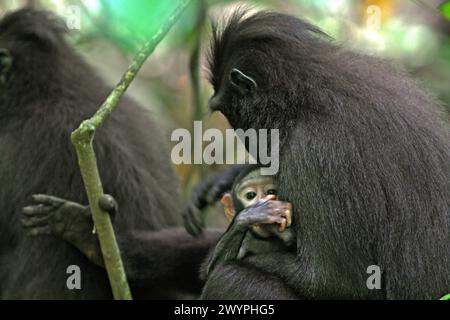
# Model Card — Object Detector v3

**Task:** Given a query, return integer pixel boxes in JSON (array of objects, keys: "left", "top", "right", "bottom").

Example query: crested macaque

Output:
[
  {"left": 0, "top": 8, "right": 217, "bottom": 299},
  {"left": 205, "top": 166, "right": 295, "bottom": 276},
  {"left": 186, "top": 9, "right": 450, "bottom": 300}
]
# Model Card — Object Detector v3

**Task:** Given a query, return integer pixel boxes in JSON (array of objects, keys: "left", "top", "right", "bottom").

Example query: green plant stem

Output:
[{"left": 70, "top": 0, "right": 192, "bottom": 300}]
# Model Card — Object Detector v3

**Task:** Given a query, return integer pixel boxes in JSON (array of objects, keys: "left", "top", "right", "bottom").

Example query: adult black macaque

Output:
[
  {"left": 187, "top": 10, "right": 450, "bottom": 299},
  {"left": 0, "top": 9, "right": 217, "bottom": 299}
]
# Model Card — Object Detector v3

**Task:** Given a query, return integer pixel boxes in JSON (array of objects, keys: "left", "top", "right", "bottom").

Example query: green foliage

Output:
[
  {"left": 100, "top": 0, "right": 198, "bottom": 50},
  {"left": 440, "top": 293, "right": 450, "bottom": 300},
  {"left": 439, "top": 1, "right": 450, "bottom": 19}
]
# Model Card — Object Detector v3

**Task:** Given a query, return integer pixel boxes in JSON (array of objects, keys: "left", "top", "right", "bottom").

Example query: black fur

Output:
[
  {"left": 183, "top": 164, "right": 246, "bottom": 237},
  {"left": 0, "top": 9, "right": 186, "bottom": 299},
  {"left": 202, "top": 9, "right": 450, "bottom": 299}
]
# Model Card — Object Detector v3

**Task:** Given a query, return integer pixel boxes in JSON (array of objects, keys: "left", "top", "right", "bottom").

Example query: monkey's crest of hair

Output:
[{"left": 207, "top": 8, "right": 329, "bottom": 90}]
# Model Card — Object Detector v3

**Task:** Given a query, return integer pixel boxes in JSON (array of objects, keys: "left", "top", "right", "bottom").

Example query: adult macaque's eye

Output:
[
  {"left": 245, "top": 192, "right": 257, "bottom": 200},
  {"left": 266, "top": 189, "right": 277, "bottom": 196}
]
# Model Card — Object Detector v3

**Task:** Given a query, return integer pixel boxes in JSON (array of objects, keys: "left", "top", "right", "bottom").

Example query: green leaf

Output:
[{"left": 440, "top": 293, "right": 450, "bottom": 300}]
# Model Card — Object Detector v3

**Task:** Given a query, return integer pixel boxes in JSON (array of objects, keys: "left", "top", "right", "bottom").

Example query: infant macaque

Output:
[{"left": 206, "top": 166, "right": 295, "bottom": 275}]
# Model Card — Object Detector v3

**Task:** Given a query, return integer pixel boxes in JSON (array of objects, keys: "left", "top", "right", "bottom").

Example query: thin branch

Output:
[
  {"left": 184, "top": 0, "right": 208, "bottom": 197},
  {"left": 70, "top": 0, "right": 192, "bottom": 300},
  {"left": 190, "top": 0, "right": 207, "bottom": 125}
]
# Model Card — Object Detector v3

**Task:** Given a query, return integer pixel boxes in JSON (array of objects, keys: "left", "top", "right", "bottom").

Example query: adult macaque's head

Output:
[
  {"left": 207, "top": 9, "right": 329, "bottom": 130},
  {"left": 0, "top": 9, "right": 69, "bottom": 99}
]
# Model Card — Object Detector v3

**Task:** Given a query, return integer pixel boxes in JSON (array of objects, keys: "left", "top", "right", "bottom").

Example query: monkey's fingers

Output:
[
  {"left": 286, "top": 203, "right": 293, "bottom": 226},
  {"left": 267, "top": 201, "right": 291, "bottom": 209},
  {"left": 21, "top": 215, "right": 50, "bottom": 228},
  {"left": 98, "top": 194, "right": 118, "bottom": 217},
  {"left": 26, "top": 226, "right": 52, "bottom": 236},
  {"left": 32, "top": 194, "right": 65, "bottom": 207},
  {"left": 207, "top": 181, "right": 228, "bottom": 204},
  {"left": 279, "top": 218, "right": 287, "bottom": 232},
  {"left": 23, "top": 204, "right": 54, "bottom": 216},
  {"left": 254, "top": 195, "right": 277, "bottom": 209},
  {"left": 280, "top": 206, "right": 292, "bottom": 227},
  {"left": 269, "top": 207, "right": 291, "bottom": 216},
  {"left": 262, "top": 216, "right": 287, "bottom": 232},
  {"left": 279, "top": 209, "right": 292, "bottom": 228},
  {"left": 183, "top": 203, "right": 204, "bottom": 237},
  {"left": 184, "top": 217, "right": 202, "bottom": 237},
  {"left": 267, "top": 203, "right": 292, "bottom": 227}
]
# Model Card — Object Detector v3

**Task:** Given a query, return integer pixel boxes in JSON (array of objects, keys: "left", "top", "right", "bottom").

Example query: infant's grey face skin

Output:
[{"left": 237, "top": 177, "right": 278, "bottom": 207}]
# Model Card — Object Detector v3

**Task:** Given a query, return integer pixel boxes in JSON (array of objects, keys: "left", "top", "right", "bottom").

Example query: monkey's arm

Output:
[
  {"left": 202, "top": 256, "right": 300, "bottom": 300},
  {"left": 22, "top": 195, "right": 221, "bottom": 288},
  {"left": 205, "top": 198, "right": 292, "bottom": 276},
  {"left": 183, "top": 165, "right": 247, "bottom": 237},
  {"left": 119, "top": 228, "right": 220, "bottom": 290}
]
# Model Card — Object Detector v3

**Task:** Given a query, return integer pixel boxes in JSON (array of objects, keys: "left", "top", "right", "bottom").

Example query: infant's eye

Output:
[
  {"left": 245, "top": 192, "right": 257, "bottom": 200},
  {"left": 266, "top": 189, "right": 277, "bottom": 196}
]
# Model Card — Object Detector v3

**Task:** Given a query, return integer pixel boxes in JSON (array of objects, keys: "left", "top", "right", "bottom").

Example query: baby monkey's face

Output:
[
  {"left": 221, "top": 173, "right": 286, "bottom": 237},
  {"left": 237, "top": 177, "right": 278, "bottom": 207}
]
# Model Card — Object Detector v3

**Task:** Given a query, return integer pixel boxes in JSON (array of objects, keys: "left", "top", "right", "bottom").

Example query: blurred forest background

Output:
[{"left": 1, "top": 0, "right": 449, "bottom": 226}]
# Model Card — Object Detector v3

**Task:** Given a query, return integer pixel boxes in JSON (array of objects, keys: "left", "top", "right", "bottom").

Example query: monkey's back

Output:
[{"left": 279, "top": 48, "right": 450, "bottom": 299}]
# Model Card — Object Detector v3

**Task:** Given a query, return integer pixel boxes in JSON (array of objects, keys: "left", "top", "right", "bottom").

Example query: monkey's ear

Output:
[
  {"left": 229, "top": 68, "right": 257, "bottom": 96},
  {"left": 220, "top": 193, "right": 236, "bottom": 221}
]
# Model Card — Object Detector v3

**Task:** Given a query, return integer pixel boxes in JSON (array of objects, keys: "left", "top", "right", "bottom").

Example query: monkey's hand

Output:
[
  {"left": 21, "top": 194, "right": 118, "bottom": 268},
  {"left": 235, "top": 196, "right": 292, "bottom": 232},
  {"left": 183, "top": 165, "right": 247, "bottom": 237},
  {"left": 205, "top": 196, "right": 292, "bottom": 276}
]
